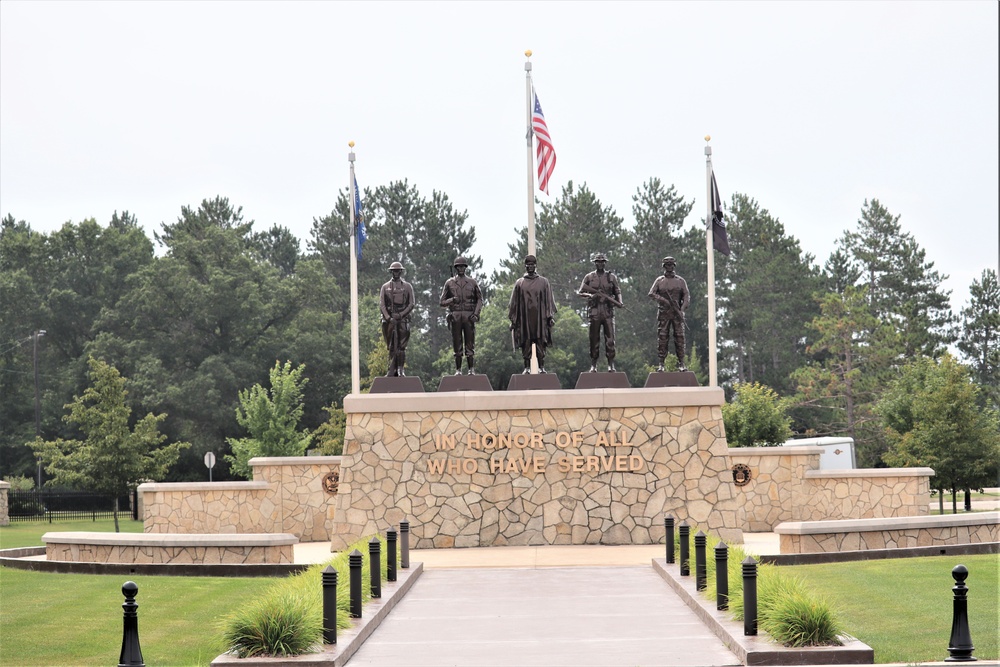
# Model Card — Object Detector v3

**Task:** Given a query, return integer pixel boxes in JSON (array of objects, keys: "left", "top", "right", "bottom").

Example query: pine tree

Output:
[{"left": 957, "top": 268, "right": 1000, "bottom": 409}]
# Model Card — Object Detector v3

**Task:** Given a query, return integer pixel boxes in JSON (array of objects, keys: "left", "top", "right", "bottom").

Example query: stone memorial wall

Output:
[{"left": 330, "top": 387, "right": 746, "bottom": 550}]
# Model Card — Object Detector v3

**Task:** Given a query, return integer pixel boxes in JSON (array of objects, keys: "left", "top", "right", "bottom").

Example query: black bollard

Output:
[
  {"left": 715, "top": 542, "right": 729, "bottom": 610},
  {"left": 742, "top": 557, "right": 758, "bottom": 636},
  {"left": 664, "top": 515, "right": 675, "bottom": 564},
  {"left": 369, "top": 536, "right": 382, "bottom": 599},
  {"left": 118, "top": 581, "right": 145, "bottom": 667},
  {"left": 399, "top": 519, "right": 410, "bottom": 569},
  {"left": 349, "top": 549, "right": 363, "bottom": 618},
  {"left": 386, "top": 527, "right": 398, "bottom": 582},
  {"left": 679, "top": 522, "right": 690, "bottom": 576},
  {"left": 322, "top": 565, "right": 338, "bottom": 645},
  {"left": 945, "top": 564, "right": 976, "bottom": 662},
  {"left": 695, "top": 531, "right": 707, "bottom": 591}
]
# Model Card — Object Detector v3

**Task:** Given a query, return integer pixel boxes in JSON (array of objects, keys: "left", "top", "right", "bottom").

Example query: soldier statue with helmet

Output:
[
  {"left": 379, "top": 261, "right": 415, "bottom": 377},
  {"left": 578, "top": 252, "right": 623, "bottom": 372},
  {"left": 647, "top": 256, "right": 690, "bottom": 371},
  {"left": 439, "top": 255, "right": 484, "bottom": 375}
]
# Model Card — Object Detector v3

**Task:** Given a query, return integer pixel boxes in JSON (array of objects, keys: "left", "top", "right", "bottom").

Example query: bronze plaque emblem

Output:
[
  {"left": 732, "top": 464, "right": 752, "bottom": 487},
  {"left": 322, "top": 471, "right": 340, "bottom": 495}
]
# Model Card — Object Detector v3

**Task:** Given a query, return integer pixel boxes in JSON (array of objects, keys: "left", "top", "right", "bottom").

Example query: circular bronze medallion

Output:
[
  {"left": 322, "top": 471, "right": 340, "bottom": 495},
  {"left": 732, "top": 464, "right": 752, "bottom": 487}
]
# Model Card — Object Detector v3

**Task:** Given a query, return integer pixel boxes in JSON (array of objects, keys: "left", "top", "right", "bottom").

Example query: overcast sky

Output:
[{"left": 2, "top": 1, "right": 997, "bottom": 313}]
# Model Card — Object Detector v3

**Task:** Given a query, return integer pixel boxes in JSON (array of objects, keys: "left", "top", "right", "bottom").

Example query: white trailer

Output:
[{"left": 781, "top": 436, "right": 856, "bottom": 470}]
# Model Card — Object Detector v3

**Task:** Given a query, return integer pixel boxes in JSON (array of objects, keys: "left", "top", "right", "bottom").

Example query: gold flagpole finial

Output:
[
  {"left": 349, "top": 141, "right": 355, "bottom": 148},
  {"left": 704, "top": 135, "right": 711, "bottom": 142},
  {"left": 525, "top": 49, "right": 532, "bottom": 58}
]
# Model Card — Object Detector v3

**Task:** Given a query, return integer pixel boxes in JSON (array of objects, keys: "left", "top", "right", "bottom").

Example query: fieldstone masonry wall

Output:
[
  {"left": 0, "top": 481, "right": 9, "bottom": 526},
  {"left": 728, "top": 448, "right": 932, "bottom": 531},
  {"left": 776, "top": 513, "right": 999, "bottom": 554},
  {"left": 330, "top": 388, "right": 746, "bottom": 550},
  {"left": 140, "top": 457, "right": 340, "bottom": 541}
]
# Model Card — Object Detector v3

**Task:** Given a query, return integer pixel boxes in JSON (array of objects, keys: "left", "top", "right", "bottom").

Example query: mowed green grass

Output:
[
  {"left": 787, "top": 554, "right": 999, "bottom": 662},
  {"left": 0, "top": 567, "right": 280, "bottom": 666},
  {"left": 1, "top": 519, "right": 280, "bottom": 666}
]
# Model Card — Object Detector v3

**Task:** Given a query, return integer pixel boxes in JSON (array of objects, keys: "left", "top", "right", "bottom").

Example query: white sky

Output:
[{"left": 2, "top": 1, "right": 997, "bottom": 313}]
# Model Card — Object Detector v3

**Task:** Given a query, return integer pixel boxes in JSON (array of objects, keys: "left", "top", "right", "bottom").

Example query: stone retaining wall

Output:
[
  {"left": 139, "top": 457, "right": 340, "bottom": 541},
  {"left": 331, "top": 388, "right": 745, "bottom": 550},
  {"left": 728, "top": 447, "right": 932, "bottom": 531},
  {"left": 775, "top": 512, "right": 1000, "bottom": 554},
  {"left": 0, "top": 481, "right": 9, "bottom": 526},
  {"left": 42, "top": 531, "right": 295, "bottom": 564}
]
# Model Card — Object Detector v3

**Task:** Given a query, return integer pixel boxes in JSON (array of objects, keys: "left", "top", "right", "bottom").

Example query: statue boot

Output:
[
  {"left": 466, "top": 356, "right": 475, "bottom": 375},
  {"left": 522, "top": 362, "right": 531, "bottom": 375},
  {"left": 397, "top": 352, "right": 406, "bottom": 377},
  {"left": 608, "top": 357, "right": 616, "bottom": 373},
  {"left": 656, "top": 358, "right": 665, "bottom": 373},
  {"left": 589, "top": 358, "right": 598, "bottom": 373},
  {"left": 454, "top": 355, "right": 463, "bottom": 376}
]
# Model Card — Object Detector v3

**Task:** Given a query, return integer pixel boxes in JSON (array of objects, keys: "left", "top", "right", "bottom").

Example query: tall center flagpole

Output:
[
  {"left": 525, "top": 50, "right": 537, "bottom": 257},
  {"left": 348, "top": 142, "right": 361, "bottom": 396},
  {"left": 705, "top": 138, "right": 718, "bottom": 388},
  {"left": 524, "top": 50, "right": 540, "bottom": 373}
]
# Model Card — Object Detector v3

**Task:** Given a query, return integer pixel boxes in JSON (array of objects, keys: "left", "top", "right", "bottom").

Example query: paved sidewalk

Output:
[{"left": 344, "top": 566, "right": 742, "bottom": 667}]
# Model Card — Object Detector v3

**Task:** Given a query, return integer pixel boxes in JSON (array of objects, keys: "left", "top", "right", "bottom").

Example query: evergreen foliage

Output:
[
  {"left": 721, "top": 382, "right": 793, "bottom": 447},
  {"left": 957, "top": 268, "right": 1000, "bottom": 410}
]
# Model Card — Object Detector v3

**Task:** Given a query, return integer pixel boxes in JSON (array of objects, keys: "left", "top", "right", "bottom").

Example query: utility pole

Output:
[{"left": 33, "top": 330, "right": 46, "bottom": 488}]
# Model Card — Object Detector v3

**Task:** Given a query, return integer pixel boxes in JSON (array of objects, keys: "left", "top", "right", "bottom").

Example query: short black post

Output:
[
  {"left": 118, "top": 581, "right": 145, "bottom": 667},
  {"left": 742, "top": 556, "right": 758, "bottom": 636},
  {"left": 399, "top": 519, "right": 410, "bottom": 569},
  {"left": 349, "top": 549, "right": 363, "bottom": 618},
  {"left": 664, "top": 515, "right": 675, "bottom": 564},
  {"left": 945, "top": 564, "right": 976, "bottom": 662},
  {"left": 322, "top": 565, "right": 338, "bottom": 645},
  {"left": 369, "top": 536, "right": 382, "bottom": 599},
  {"left": 386, "top": 527, "right": 398, "bottom": 582},
  {"left": 715, "top": 542, "right": 729, "bottom": 610},
  {"left": 678, "top": 522, "right": 690, "bottom": 576},
  {"left": 694, "top": 531, "right": 707, "bottom": 591}
]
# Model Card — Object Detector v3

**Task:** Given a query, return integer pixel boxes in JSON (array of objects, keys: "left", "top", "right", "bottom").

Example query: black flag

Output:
[{"left": 711, "top": 170, "right": 730, "bottom": 256}]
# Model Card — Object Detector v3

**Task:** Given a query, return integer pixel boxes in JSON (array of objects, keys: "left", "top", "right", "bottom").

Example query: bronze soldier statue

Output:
[
  {"left": 439, "top": 255, "right": 483, "bottom": 375},
  {"left": 379, "top": 261, "right": 415, "bottom": 377},
  {"left": 648, "top": 256, "right": 690, "bottom": 371},
  {"left": 508, "top": 254, "right": 557, "bottom": 374},
  {"left": 578, "top": 252, "right": 623, "bottom": 372}
]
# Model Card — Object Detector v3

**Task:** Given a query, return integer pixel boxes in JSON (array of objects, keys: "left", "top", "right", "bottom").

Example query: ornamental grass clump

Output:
[
  {"left": 219, "top": 535, "right": 392, "bottom": 658},
  {"left": 675, "top": 528, "right": 844, "bottom": 647}
]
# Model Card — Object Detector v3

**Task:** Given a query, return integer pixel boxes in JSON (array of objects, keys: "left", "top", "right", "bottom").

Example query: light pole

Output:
[{"left": 33, "top": 329, "right": 46, "bottom": 488}]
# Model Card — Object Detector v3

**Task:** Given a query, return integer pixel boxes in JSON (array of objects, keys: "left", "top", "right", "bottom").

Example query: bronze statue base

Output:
[
  {"left": 507, "top": 373, "right": 561, "bottom": 391},
  {"left": 438, "top": 375, "right": 493, "bottom": 392},
  {"left": 644, "top": 371, "right": 698, "bottom": 388},
  {"left": 575, "top": 372, "right": 630, "bottom": 389},
  {"left": 370, "top": 376, "right": 425, "bottom": 394}
]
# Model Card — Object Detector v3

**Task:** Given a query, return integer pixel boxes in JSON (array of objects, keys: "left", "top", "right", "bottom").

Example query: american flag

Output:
[{"left": 532, "top": 88, "right": 557, "bottom": 195}]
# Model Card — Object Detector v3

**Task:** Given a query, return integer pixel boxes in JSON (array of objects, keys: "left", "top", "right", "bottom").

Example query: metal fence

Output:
[{"left": 6, "top": 489, "right": 135, "bottom": 522}]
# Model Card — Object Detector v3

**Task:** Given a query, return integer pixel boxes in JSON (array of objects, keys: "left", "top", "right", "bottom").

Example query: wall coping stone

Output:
[
  {"left": 775, "top": 511, "right": 999, "bottom": 535},
  {"left": 804, "top": 467, "right": 935, "bottom": 479},
  {"left": 42, "top": 531, "right": 298, "bottom": 547},
  {"left": 138, "top": 481, "right": 270, "bottom": 492},
  {"left": 249, "top": 456, "right": 343, "bottom": 466},
  {"left": 0, "top": 481, "right": 10, "bottom": 489},
  {"left": 728, "top": 446, "right": 824, "bottom": 455},
  {"left": 344, "top": 386, "right": 724, "bottom": 413}
]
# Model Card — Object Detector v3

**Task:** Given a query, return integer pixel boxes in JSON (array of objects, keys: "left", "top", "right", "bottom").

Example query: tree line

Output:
[{"left": 1, "top": 179, "right": 997, "bottom": 488}]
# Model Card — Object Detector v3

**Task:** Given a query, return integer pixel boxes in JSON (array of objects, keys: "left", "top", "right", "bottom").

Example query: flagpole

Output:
[
  {"left": 525, "top": 50, "right": 537, "bottom": 257},
  {"left": 348, "top": 142, "right": 361, "bottom": 396},
  {"left": 705, "top": 138, "right": 718, "bottom": 388}
]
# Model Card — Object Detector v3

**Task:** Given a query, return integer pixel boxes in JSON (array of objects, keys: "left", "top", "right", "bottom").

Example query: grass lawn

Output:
[
  {"left": 788, "top": 554, "right": 999, "bottom": 663},
  {"left": 1, "top": 518, "right": 283, "bottom": 666}
]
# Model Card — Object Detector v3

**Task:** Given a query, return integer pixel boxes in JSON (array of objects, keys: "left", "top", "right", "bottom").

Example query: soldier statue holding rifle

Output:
[
  {"left": 439, "top": 255, "right": 483, "bottom": 376},
  {"left": 379, "top": 261, "right": 415, "bottom": 377},
  {"left": 648, "top": 256, "right": 690, "bottom": 371},
  {"left": 578, "top": 252, "right": 623, "bottom": 372}
]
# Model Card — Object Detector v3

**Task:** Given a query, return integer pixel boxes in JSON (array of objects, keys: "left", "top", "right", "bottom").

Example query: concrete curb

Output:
[
  {"left": 210, "top": 562, "right": 424, "bottom": 666},
  {"left": 0, "top": 547, "right": 307, "bottom": 577},
  {"left": 652, "top": 558, "right": 874, "bottom": 665}
]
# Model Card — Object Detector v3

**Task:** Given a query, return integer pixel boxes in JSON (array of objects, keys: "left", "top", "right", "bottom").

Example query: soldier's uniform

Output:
[{"left": 439, "top": 256, "right": 483, "bottom": 375}]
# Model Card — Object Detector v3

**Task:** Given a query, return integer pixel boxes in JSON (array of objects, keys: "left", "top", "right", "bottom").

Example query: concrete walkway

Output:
[{"left": 344, "top": 566, "right": 742, "bottom": 667}]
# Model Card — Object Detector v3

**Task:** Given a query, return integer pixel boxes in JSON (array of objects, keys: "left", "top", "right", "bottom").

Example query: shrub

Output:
[
  {"left": 722, "top": 382, "right": 793, "bottom": 447},
  {"left": 219, "top": 535, "right": 393, "bottom": 658},
  {"left": 676, "top": 528, "right": 843, "bottom": 647}
]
